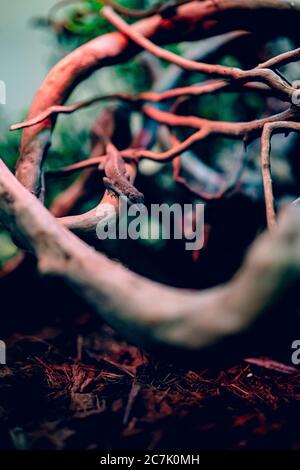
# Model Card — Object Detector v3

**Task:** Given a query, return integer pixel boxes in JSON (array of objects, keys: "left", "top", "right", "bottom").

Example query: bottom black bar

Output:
[{"left": 0, "top": 450, "right": 298, "bottom": 467}]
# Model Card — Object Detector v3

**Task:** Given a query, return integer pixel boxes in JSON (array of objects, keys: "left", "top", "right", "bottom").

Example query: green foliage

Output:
[
  {"left": 0, "top": 231, "right": 19, "bottom": 268},
  {"left": 0, "top": 116, "right": 22, "bottom": 265},
  {"left": 0, "top": 121, "right": 21, "bottom": 171},
  {"left": 53, "top": 0, "right": 157, "bottom": 46}
]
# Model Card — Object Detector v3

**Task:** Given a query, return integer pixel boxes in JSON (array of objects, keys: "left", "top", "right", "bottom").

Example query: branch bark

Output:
[
  {"left": 1, "top": 160, "right": 300, "bottom": 352},
  {"left": 16, "top": 0, "right": 300, "bottom": 197}
]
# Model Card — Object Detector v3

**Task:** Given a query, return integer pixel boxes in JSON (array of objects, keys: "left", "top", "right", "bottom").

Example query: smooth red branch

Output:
[{"left": 16, "top": 0, "right": 300, "bottom": 197}]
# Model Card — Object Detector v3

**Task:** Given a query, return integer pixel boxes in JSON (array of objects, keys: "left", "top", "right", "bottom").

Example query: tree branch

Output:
[
  {"left": 1, "top": 160, "right": 300, "bottom": 352},
  {"left": 16, "top": 0, "right": 300, "bottom": 197},
  {"left": 260, "top": 121, "right": 300, "bottom": 230},
  {"left": 102, "top": 6, "right": 293, "bottom": 99}
]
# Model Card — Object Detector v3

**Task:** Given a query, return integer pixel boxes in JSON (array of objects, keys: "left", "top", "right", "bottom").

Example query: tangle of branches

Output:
[{"left": 2, "top": 0, "right": 300, "bottom": 354}]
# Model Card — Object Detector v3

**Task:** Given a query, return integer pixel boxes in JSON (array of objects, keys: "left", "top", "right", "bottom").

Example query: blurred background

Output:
[
  {"left": 0, "top": 0, "right": 300, "bottom": 451},
  {"left": 0, "top": 0, "right": 57, "bottom": 118}
]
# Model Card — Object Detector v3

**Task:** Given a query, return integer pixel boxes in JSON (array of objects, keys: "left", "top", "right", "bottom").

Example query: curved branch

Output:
[
  {"left": 47, "top": 0, "right": 169, "bottom": 23},
  {"left": 260, "top": 121, "right": 300, "bottom": 230},
  {"left": 258, "top": 47, "right": 300, "bottom": 70},
  {"left": 1, "top": 160, "right": 300, "bottom": 352},
  {"left": 16, "top": 0, "right": 300, "bottom": 197},
  {"left": 55, "top": 106, "right": 139, "bottom": 234},
  {"left": 142, "top": 105, "right": 296, "bottom": 140},
  {"left": 170, "top": 132, "right": 247, "bottom": 201},
  {"left": 102, "top": 6, "right": 294, "bottom": 99},
  {"left": 57, "top": 158, "right": 138, "bottom": 234},
  {"left": 47, "top": 106, "right": 297, "bottom": 179},
  {"left": 48, "top": 128, "right": 211, "bottom": 178},
  {"left": 11, "top": 81, "right": 271, "bottom": 132}
]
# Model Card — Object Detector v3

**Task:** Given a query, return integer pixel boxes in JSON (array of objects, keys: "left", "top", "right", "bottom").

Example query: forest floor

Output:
[{"left": 0, "top": 258, "right": 300, "bottom": 451}]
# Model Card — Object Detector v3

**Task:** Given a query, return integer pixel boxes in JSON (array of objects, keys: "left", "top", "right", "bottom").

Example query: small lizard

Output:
[{"left": 100, "top": 141, "right": 144, "bottom": 205}]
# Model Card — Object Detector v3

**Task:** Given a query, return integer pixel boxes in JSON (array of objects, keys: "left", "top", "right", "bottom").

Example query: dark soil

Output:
[{"left": 0, "top": 258, "right": 300, "bottom": 451}]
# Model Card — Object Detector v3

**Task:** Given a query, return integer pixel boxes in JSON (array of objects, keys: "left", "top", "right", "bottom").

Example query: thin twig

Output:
[
  {"left": 102, "top": 6, "right": 294, "bottom": 101},
  {"left": 260, "top": 120, "right": 300, "bottom": 230},
  {"left": 11, "top": 82, "right": 271, "bottom": 132}
]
